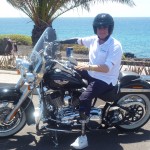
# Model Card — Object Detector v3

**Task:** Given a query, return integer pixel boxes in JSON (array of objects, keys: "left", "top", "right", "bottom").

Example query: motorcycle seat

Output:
[{"left": 119, "top": 71, "right": 140, "bottom": 84}]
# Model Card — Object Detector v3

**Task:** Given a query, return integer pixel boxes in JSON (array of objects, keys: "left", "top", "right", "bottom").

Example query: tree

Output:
[{"left": 6, "top": 0, "right": 135, "bottom": 45}]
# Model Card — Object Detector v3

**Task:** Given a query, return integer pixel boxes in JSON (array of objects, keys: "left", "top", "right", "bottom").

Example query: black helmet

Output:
[{"left": 93, "top": 13, "right": 114, "bottom": 35}]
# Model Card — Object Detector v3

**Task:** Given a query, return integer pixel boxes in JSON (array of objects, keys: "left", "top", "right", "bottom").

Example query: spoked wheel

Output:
[
  {"left": 116, "top": 94, "right": 150, "bottom": 131},
  {"left": 0, "top": 101, "right": 26, "bottom": 137}
]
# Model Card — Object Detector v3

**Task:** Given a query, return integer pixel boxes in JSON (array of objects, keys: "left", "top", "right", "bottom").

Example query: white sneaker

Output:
[{"left": 70, "top": 135, "right": 88, "bottom": 149}]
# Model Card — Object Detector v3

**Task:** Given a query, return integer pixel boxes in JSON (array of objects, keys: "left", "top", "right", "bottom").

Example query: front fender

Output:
[{"left": 0, "top": 86, "right": 35, "bottom": 125}]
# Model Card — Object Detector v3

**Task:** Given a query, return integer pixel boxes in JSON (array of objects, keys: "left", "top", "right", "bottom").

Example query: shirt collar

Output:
[{"left": 97, "top": 36, "right": 112, "bottom": 46}]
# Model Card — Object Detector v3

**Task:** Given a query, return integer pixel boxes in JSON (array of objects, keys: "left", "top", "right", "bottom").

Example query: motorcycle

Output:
[{"left": 0, "top": 27, "right": 150, "bottom": 147}]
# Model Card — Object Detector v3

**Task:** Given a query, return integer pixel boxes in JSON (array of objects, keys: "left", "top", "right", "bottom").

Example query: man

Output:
[{"left": 60, "top": 13, "right": 123, "bottom": 149}]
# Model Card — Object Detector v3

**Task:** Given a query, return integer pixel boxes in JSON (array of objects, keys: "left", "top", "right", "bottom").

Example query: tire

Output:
[
  {"left": 116, "top": 94, "right": 150, "bottom": 131},
  {"left": 0, "top": 100, "right": 26, "bottom": 137}
]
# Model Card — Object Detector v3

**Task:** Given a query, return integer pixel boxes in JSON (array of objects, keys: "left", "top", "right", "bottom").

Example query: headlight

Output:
[
  {"left": 16, "top": 58, "right": 22, "bottom": 69},
  {"left": 17, "top": 59, "right": 33, "bottom": 78},
  {"left": 25, "top": 73, "right": 35, "bottom": 83},
  {"left": 20, "top": 60, "right": 33, "bottom": 75}
]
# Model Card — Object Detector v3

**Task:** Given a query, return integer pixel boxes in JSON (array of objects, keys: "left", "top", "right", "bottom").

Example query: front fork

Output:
[
  {"left": 35, "top": 84, "right": 46, "bottom": 133},
  {"left": 4, "top": 77, "right": 34, "bottom": 123}
]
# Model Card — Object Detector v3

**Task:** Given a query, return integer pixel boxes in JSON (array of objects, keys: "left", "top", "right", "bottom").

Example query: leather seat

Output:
[{"left": 119, "top": 71, "right": 140, "bottom": 85}]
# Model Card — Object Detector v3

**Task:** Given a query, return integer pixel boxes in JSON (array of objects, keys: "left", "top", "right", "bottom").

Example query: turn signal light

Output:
[
  {"left": 131, "top": 86, "right": 143, "bottom": 89},
  {"left": 16, "top": 70, "right": 20, "bottom": 74}
]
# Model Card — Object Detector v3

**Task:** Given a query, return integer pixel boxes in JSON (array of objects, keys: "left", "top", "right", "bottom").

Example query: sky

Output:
[{"left": 0, "top": 0, "right": 150, "bottom": 18}]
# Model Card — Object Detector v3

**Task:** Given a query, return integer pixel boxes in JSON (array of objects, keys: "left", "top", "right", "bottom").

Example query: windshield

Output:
[
  {"left": 33, "top": 27, "right": 57, "bottom": 53},
  {"left": 28, "top": 27, "right": 59, "bottom": 85},
  {"left": 30, "top": 27, "right": 57, "bottom": 74}
]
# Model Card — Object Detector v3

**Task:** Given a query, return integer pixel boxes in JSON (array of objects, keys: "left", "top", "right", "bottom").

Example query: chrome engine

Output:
[
  {"left": 45, "top": 91, "right": 80, "bottom": 124},
  {"left": 45, "top": 91, "right": 103, "bottom": 129}
]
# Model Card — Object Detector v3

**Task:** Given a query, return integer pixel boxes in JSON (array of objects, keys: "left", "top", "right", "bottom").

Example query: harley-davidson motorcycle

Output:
[{"left": 0, "top": 27, "right": 150, "bottom": 146}]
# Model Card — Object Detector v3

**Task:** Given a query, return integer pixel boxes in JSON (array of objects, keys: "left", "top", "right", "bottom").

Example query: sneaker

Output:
[{"left": 70, "top": 135, "right": 88, "bottom": 149}]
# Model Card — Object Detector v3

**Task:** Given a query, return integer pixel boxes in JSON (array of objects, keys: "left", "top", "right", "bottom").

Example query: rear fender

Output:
[
  {"left": 0, "top": 87, "right": 35, "bottom": 125},
  {"left": 120, "top": 80, "right": 150, "bottom": 98}
]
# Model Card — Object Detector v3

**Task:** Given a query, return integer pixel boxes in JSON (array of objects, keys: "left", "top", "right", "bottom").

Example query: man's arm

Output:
[
  {"left": 59, "top": 38, "right": 78, "bottom": 44},
  {"left": 75, "top": 64, "right": 110, "bottom": 73}
]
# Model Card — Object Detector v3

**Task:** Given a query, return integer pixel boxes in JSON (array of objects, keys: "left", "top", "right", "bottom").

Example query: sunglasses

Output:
[{"left": 97, "top": 25, "right": 109, "bottom": 29}]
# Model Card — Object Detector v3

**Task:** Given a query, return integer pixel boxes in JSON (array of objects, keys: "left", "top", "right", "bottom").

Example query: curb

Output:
[{"left": 0, "top": 69, "right": 17, "bottom": 75}]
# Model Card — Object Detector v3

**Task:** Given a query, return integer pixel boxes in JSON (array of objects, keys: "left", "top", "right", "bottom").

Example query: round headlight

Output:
[
  {"left": 16, "top": 58, "right": 22, "bottom": 69},
  {"left": 25, "top": 73, "right": 35, "bottom": 83},
  {"left": 22, "top": 60, "right": 33, "bottom": 73}
]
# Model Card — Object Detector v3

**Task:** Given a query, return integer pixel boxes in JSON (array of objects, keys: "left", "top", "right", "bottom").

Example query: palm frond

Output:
[{"left": 6, "top": 0, "right": 135, "bottom": 26}]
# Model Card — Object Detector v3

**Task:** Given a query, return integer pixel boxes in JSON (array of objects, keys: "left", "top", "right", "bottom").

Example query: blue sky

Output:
[{"left": 0, "top": 0, "right": 150, "bottom": 18}]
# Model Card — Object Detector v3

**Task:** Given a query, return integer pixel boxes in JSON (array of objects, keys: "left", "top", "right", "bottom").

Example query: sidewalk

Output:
[
  {"left": 0, "top": 69, "right": 38, "bottom": 94},
  {"left": 0, "top": 69, "right": 20, "bottom": 85},
  {"left": 0, "top": 69, "right": 17, "bottom": 75}
]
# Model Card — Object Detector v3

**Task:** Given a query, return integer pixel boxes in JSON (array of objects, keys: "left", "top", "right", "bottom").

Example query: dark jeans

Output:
[{"left": 77, "top": 70, "right": 114, "bottom": 116}]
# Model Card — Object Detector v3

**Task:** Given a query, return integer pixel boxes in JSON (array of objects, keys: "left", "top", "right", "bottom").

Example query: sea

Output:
[{"left": 0, "top": 17, "right": 150, "bottom": 58}]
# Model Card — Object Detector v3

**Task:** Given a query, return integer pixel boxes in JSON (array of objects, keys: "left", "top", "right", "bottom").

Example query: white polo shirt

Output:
[{"left": 77, "top": 35, "right": 123, "bottom": 86}]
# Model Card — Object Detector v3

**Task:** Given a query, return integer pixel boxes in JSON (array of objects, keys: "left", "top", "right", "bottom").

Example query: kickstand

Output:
[{"left": 51, "top": 131, "right": 59, "bottom": 148}]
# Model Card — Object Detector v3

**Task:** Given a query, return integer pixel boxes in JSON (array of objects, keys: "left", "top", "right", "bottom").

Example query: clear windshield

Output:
[{"left": 30, "top": 27, "right": 57, "bottom": 74}]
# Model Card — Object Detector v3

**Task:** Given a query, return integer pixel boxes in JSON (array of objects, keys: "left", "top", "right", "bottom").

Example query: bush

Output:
[
  {"left": 124, "top": 52, "right": 136, "bottom": 58},
  {"left": 61, "top": 44, "right": 88, "bottom": 54},
  {"left": 0, "top": 34, "right": 32, "bottom": 46}
]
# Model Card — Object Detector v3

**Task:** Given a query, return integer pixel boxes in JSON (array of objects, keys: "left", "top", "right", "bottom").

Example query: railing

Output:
[
  {"left": 74, "top": 58, "right": 150, "bottom": 75},
  {"left": 120, "top": 59, "right": 150, "bottom": 75},
  {"left": 0, "top": 55, "right": 27, "bottom": 70},
  {"left": 0, "top": 55, "right": 150, "bottom": 75}
]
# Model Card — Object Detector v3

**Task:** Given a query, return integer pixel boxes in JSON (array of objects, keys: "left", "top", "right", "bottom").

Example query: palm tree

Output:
[{"left": 6, "top": 0, "right": 135, "bottom": 45}]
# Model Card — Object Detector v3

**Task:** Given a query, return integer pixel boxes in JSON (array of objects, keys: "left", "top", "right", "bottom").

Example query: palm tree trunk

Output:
[{"left": 31, "top": 22, "right": 52, "bottom": 46}]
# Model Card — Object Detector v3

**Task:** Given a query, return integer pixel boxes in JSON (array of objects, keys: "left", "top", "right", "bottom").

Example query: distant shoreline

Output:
[{"left": 0, "top": 17, "right": 150, "bottom": 58}]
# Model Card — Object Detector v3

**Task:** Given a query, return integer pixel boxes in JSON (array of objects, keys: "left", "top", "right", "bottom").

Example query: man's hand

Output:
[
  {"left": 74, "top": 64, "right": 89, "bottom": 71},
  {"left": 74, "top": 62, "right": 109, "bottom": 73}
]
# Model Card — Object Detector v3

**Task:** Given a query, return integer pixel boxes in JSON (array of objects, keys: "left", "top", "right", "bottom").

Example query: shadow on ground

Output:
[{"left": 0, "top": 126, "right": 150, "bottom": 150}]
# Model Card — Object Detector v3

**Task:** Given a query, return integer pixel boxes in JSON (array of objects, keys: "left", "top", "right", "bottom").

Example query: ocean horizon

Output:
[{"left": 0, "top": 17, "right": 150, "bottom": 58}]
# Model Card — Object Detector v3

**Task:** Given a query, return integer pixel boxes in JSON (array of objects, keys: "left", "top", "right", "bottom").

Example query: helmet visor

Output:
[{"left": 97, "top": 25, "right": 109, "bottom": 29}]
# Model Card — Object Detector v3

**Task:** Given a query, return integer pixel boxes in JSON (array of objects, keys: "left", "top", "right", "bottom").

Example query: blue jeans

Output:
[{"left": 77, "top": 70, "right": 113, "bottom": 116}]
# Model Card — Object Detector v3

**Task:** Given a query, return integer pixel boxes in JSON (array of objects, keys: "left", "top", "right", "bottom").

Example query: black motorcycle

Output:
[{"left": 0, "top": 27, "right": 150, "bottom": 146}]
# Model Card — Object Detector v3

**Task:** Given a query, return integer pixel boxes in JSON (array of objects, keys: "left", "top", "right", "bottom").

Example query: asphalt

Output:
[{"left": 0, "top": 69, "right": 150, "bottom": 150}]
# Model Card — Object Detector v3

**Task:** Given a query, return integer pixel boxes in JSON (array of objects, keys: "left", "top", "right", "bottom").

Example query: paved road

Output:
[
  {"left": 0, "top": 95, "right": 150, "bottom": 150},
  {"left": 0, "top": 71, "right": 150, "bottom": 150},
  {"left": 0, "top": 115, "right": 150, "bottom": 150}
]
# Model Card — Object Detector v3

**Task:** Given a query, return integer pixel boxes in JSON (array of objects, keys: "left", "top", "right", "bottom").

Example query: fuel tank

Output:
[
  {"left": 0, "top": 86, "right": 21, "bottom": 101},
  {"left": 43, "top": 69, "right": 87, "bottom": 90}
]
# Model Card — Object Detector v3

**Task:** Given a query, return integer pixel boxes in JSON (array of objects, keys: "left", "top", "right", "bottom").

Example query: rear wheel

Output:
[
  {"left": 116, "top": 94, "right": 150, "bottom": 131},
  {"left": 0, "top": 100, "right": 26, "bottom": 137}
]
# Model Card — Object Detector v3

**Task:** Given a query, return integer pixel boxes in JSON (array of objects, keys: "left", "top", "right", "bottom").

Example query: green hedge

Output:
[
  {"left": 61, "top": 44, "right": 88, "bottom": 54},
  {"left": 0, "top": 34, "right": 125, "bottom": 59},
  {"left": 0, "top": 34, "right": 32, "bottom": 45},
  {"left": 61, "top": 44, "right": 126, "bottom": 59}
]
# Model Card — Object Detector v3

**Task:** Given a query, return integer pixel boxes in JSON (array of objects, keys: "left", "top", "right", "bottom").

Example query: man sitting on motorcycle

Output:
[{"left": 60, "top": 13, "right": 123, "bottom": 149}]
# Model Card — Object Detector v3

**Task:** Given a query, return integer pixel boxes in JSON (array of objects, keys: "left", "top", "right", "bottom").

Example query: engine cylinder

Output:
[{"left": 46, "top": 91, "right": 64, "bottom": 108}]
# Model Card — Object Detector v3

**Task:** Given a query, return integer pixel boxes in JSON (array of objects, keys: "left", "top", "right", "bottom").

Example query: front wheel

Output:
[
  {"left": 116, "top": 94, "right": 150, "bottom": 131},
  {"left": 0, "top": 100, "right": 26, "bottom": 137}
]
